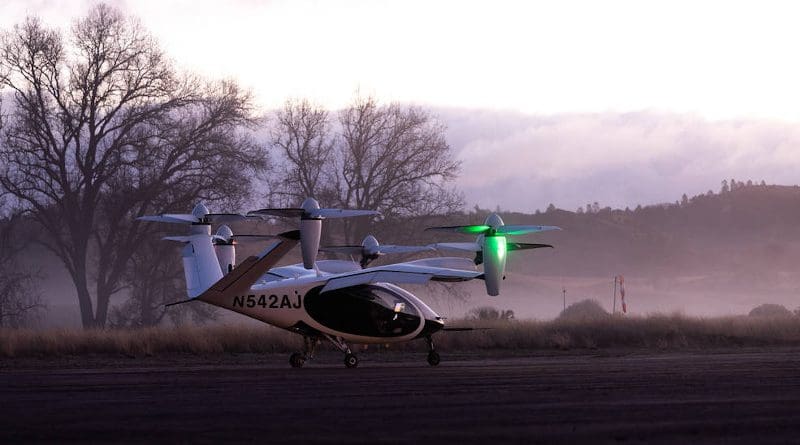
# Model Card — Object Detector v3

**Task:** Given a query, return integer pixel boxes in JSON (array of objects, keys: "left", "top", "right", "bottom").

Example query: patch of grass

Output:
[
  {"left": 0, "top": 325, "right": 300, "bottom": 358},
  {"left": 3, "top": 314, "right": 800, "bottom": 358}
]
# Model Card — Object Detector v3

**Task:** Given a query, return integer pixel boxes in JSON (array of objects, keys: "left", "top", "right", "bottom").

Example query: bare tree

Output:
[
  {"left": 336, "top": 96, "right": 462, "bottom": 242},
  {"left": 0, "top": 5, "right": 267, "bottom": 328},
  {"left": 269, "top": 95, "right": 462, "bottom": 243},
  {"left": 0, "top": 206, "right": 44, "bottom": 328},
  {"left": 269, "top": 98, "right": 335, "bottom": 206}
]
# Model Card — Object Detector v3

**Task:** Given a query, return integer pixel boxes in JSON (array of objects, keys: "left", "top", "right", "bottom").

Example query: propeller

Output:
[
  {"left": 426, "top": 213, "right": 561, "bottom": 296},
  {"left": 248, "top": 197, "right": 379, "bottom": 220},
  {"left": 138, "top": 203, "right": 253, "bottom": 226},
  {"left": 143, "top": 202, "right": 277, "bottom": 275},
  {"left": 426, "top": 223, "right": 560, "bottom": 237},
  {"left": 432, "top": 241, "right": 554, "bottom": 265},
  {"left": 320, "top": 235, "right": 434, "bottom": 268},
  {"left": 210, "top": 225, "right": 278, "bottom": 245},
  {"left": 247, "top": 197, "right": 380, "bottom": 269}
]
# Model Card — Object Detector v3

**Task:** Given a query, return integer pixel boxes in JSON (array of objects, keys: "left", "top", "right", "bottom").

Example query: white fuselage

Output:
[{"left": 201, "top": 269, "right": 443, "bottom": 344}]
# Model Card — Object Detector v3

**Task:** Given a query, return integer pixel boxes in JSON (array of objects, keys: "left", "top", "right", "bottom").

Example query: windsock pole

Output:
[{"left": 612, "top": 276, "right": 618, "bottom": 314}]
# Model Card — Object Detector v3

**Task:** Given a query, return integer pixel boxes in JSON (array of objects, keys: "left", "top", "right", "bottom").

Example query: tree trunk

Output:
[
  {"left": 73, "top": 266, "right": 97, "bottom": 329},
  {"left": 94, "top": 291, "right": 111, "bottom": 328}
]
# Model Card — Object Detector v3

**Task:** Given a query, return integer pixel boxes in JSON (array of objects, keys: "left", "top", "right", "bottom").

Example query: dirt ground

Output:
[{"left": 3, "top": 348, "right": 800, "bottom": 443}]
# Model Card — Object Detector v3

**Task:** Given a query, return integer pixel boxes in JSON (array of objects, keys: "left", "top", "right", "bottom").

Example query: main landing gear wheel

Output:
[
  {"left": 427, "top": 351, "right": 441, "bottom": 367},
  {"left": 344, "top": 353, "right": 359, "bottom": 368},
  {"left": 289, "top": 352, "right": 306, "bottom": 368}
]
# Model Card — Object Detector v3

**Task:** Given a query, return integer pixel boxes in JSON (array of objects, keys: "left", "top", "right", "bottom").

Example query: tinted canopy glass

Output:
[{"left": 305, "top": 285, "right": 422, "bottom": 338}]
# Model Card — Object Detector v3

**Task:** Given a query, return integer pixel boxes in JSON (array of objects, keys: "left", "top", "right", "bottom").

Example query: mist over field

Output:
[
  {"left": 30, "top": 167, "right": 800, "bottom": 327},
  {"left": 18, "top": 108, "right": 800, "bottom": 328}
]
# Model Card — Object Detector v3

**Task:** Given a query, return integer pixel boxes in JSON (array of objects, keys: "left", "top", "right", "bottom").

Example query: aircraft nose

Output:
[{"left": 418, "top": 317, "right": 445, "bottom": 338}]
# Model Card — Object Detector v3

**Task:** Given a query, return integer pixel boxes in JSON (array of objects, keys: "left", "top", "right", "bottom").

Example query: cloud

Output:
[{"left": 440, "top": 109, "right": 800, "bottom": 212}]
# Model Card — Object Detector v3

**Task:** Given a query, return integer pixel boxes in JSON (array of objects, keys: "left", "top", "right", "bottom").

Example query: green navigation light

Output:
[
  {"left": 462, "top": 225, "right": 491, "bottom": 234},
  {"left": 485, "top": 235, "right": 506, "bottom": 261}
]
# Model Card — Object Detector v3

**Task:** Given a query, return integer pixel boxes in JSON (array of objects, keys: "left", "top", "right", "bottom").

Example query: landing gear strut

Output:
[
  {"left": 425, "top": 336, "right": 440, "bottom": 366},
  {"left": 289, "top": 336, "right": 319, "bottom": 368},
  {"left": 324, "top": 334, "right": 359, "bottom": 368}
]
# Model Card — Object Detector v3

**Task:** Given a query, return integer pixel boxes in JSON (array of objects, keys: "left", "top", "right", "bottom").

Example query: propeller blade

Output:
[
  {"left": 430, "top": 242, "right": 481, "bottom": 252},
  {"left": 247, "top": 208, "right": 306, "bottom": 218},
  {"left": 507, "top": 242, "right": 553, "bottom": 251},
  {"left": 497, "top": 225, "right": 562, "bottom": 235},
  {"left": 233, "top": 235, "right": 279, "bottom": 242},
  {"left": 319, "top": 245, "right": 364, "bottom": 255},
  {"left": 311, "top": 208, "right": 380, "bottom": 218},
  {"left": 205, "top": 213, "right": 253, "bottom": 223},
  {"left": 378, "top": 245, "right": 435, "bottom": 254},
  {"left": 138, "top": 214, "right": 197, "bottom": 224},
  {"left": 163, "top": 235, "right": 194, "bottom": 243},
  {"left": 425, "top": 225, "right": 491, "bottom": 235}
]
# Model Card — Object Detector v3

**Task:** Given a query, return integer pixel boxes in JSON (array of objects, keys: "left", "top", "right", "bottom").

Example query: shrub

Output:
[
  {"left": 748, "top": 304, "right": 793, "bottom": 317},
  {"left": 558, "top": 299, "right": 610, "bottom": 321},
  {"left": 468, "top": 306, "right": 514, "bottom": 321}
]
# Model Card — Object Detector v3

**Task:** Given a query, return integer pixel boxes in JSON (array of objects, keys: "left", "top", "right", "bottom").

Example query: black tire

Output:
[
  {"left": 290, "top": 352, "right": 305, "bottom": 368},
  {"left": 427, "top": 351, "right": 441, "bottom": 367},
  {"left": 344, "top": 353, "right": 359, "bottom": 368}
]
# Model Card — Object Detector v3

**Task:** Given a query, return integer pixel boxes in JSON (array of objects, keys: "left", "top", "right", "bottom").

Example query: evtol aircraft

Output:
[{"left": 140, "top": 198, "right": 560, "bottom": 368}]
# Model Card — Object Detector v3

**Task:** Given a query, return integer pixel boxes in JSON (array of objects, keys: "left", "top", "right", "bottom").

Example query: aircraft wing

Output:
[{"left": 320, "top": 262, "right": 482, "bottom": 293}]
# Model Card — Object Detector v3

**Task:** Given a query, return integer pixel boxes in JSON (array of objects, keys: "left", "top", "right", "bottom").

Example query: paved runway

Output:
[{"left": 3, "top": 348, "right": 800, "bottom": 443}]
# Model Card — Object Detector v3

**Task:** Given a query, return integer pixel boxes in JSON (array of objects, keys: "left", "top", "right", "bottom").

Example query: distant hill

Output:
[
  {"left": 506, "top": 183, "right": 800, "bottom": 279},
  {"left": 398, "top": 183, "right": 800, "bottom": 318}
]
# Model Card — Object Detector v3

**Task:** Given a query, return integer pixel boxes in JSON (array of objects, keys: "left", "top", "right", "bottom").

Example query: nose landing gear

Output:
[{"left": 425, "top": 336, "right": 440, "bottom": 366}]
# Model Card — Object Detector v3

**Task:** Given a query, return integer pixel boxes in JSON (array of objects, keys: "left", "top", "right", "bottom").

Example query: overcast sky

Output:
[{"left": 3, "top": 0, "right": 800, "bottom": 212}]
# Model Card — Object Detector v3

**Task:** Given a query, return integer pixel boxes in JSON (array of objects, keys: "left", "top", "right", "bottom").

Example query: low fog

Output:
[{"left": 27, "top": 108, "right": 800, "bottom": 328}]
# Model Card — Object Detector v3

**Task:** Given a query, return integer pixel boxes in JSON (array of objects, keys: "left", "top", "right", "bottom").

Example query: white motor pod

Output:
[
  {"left": 214, "top": 225, "right": 236, "bottom": 275},
  {"left": 299, "top": 198, "right": 322, "bottom": 269},
  {"left": 426, "top": 212, "right": 559, "bottom": 297},
  {"left": 481, "top": 214, "right": 506, "bottom": 296},
  {"left": 248, "top": 197, "right": 380, "bottom": 270}
]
